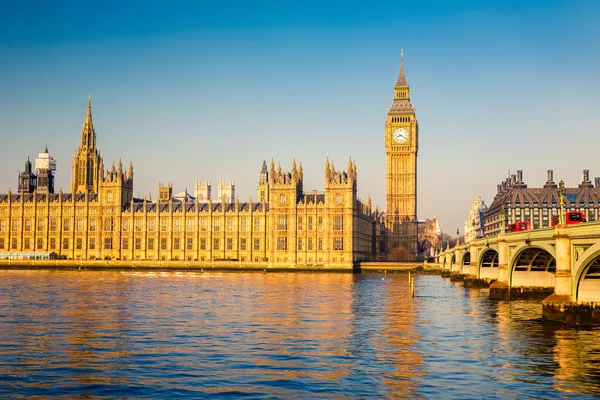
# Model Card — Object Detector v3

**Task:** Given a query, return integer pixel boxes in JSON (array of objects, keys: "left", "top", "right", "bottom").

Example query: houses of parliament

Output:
[{"left": 0, "top": 57, "right": 419, "bottom": 266}]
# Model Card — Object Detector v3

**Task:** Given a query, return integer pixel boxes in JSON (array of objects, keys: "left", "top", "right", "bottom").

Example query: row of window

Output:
[
  {"left": 277, "top": 216, "right": 343, "bottom": 231},
  {"left": 512, "top": 200, "right": 599, "bottom": 207},
  {"left": 0, "top": 236, "right": 346, "bottom": 252},
  {"left": 0, "top": 215, "right": 347, "bottom": 233}
]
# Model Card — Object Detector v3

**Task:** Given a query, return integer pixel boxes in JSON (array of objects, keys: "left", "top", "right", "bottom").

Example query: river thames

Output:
[{"left": 0, "top": 270, "right": 599, "bottom": 398}]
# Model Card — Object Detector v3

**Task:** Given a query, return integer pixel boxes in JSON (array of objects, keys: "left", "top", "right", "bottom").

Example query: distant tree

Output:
[
  {"left": 417, "top": 238, "right": 432, "bottom": 258},
  {"left": 389, "top": 246, "right": 411, "bottom": 262},
  {"left": 439, "top": 233, "right": 456, "bottom": 249}
]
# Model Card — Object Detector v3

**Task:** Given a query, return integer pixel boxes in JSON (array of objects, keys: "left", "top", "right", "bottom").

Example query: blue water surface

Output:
[{"left": 0, "top": 270, "right": 598, "bottom": 398}]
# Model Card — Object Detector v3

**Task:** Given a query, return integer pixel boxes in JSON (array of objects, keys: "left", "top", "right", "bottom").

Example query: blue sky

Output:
[{"left": 1, "top": 0, "right": 599, "bottom": 235}]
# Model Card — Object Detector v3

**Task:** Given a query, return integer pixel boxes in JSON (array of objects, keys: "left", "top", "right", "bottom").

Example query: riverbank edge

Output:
[{"left": 0, "top": 260, "right": 442, "bottom": 274}]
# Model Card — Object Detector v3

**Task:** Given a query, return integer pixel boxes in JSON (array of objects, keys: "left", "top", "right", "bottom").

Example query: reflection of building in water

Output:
[
  {"left": 348, "top": 275, "right": 423, "bottom": 397},
  {"left": 382, "top": 282, "right": 423, "bottom": 397},
  {"left": 202, "top": 273, "right": 355, "bottom": 384},
  {"left": 492, "top": 300, "right": 566, "bottom": 390},
  {"left": 552, "top": 330, "right": 600, "bottom": 396}
]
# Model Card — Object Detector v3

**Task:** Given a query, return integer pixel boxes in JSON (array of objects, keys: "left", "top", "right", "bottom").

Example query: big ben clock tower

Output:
[{"left": 385, "top": 51, "right": 418, "bottom": 259}]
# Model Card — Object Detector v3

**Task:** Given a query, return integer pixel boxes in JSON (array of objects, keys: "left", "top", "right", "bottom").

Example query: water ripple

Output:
[{"left": 0, "top": 271, "right": 599, "bottom": 398}]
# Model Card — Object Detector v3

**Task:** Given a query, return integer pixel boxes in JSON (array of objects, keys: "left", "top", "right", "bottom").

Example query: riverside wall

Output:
[{"left": 0, "top": 259, "right": 439, "bottom": 273}]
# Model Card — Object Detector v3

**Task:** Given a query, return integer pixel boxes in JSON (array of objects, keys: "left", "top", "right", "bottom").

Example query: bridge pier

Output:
[
  {"left": 464, "top": 276, "right": 495, "bottom": 288},
  {"left": 490, "top": 283, "right": 554, "bottom": 300},
  {"left": 542, "top": 226, "right": 590, "bottom": 323},
  {"left": 449, "top": 272, "right": 466, "bottom": 282}
]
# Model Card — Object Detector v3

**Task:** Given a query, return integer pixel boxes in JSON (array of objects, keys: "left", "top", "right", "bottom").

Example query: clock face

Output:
[{"left": 392, "top": 127, "right": 410, "bottom": 144}]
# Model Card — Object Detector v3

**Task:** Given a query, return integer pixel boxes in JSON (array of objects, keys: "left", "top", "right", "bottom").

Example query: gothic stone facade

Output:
[
  {"left": 385, "top": 51, "right": 418, "bottom": 259},
  {"left": 0, "top": 98, "right": 385, "bottom": 267}
]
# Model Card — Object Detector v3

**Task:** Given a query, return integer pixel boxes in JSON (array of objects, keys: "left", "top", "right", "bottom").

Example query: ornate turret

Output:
[
  {"left": 325, "top": 157, "right": 356, "bottom": 191},
  {"left": 257, "top": 160, "right": 269, "bottom": 203},
  {"left": 268, "top": 158, "right": 303, "bottom": 204},
  {"left": 194, "top": 179, "right": 211, "bottom": 202},
  {"left": 158, "top": 182, "right": 173, "bottom": 202},
  {"left": 259, "top": 160, "right": 268, "bottom": 185},
  {"left": 18, "top": 157, "right": 37, "bottom": 194}
]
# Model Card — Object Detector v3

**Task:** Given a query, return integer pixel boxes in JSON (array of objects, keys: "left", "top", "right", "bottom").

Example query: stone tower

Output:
[
  {"left": 257, "top": 160, "right": 269, "bottom": 203},
  {"left": 71, "top": 95, "right": 103, "bottom": 193},
  {"left": 35, "top": 146, "right": 56, "bottom": 195},
  {"left": 194, "top": 179, "right": 211, "bottom": 202},
  {"left": 218, "top": 177, "right": 235, "bottom": 203},
  {"left": 158, "top": 182, "right": 173, "bottom": 202},
  {"left": 99, "top": 159, "right": 134, "bottom": 207},
  {"left": 385, "top": 51, "right": 418, "bottom": 259},
  {"left": 18, "top": 158, "right": 37, "bottom": 194}
]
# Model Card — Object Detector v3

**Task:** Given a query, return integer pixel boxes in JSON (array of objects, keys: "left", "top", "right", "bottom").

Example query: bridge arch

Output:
[
  {"left": 478, "top": 248, "right": 499, "bottom": 280},
  {"left": 510, "top": 246, "right": 556, "bottom": 287},
  {"left": 460, "top": 251, "right": 470, "bottom": 274},
  {"left": 449, "top": 254, "right": 456, "bottom": 271},
  {"left": 574, "top": 244, "right": 600, "bottom": 302}
]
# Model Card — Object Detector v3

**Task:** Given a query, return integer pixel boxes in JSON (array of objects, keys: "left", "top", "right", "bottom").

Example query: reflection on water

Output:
[{"left": 0, "top": 271, "right": 599, "bottom": 398}]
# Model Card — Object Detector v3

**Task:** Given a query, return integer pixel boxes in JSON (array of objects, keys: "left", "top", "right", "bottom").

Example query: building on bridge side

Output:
[
  {"left": 484, "top": 169, "right": 600, "bottom": 237},
  {"left": 464, "top": 195, "right": 487, "bottom": 242}
]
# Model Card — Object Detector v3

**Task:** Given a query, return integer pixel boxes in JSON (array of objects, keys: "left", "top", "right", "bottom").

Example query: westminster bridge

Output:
[{"left": 435, "top": 221, "right": 600, "bottom": 324}]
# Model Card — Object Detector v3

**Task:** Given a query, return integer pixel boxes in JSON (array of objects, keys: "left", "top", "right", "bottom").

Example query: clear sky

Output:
[{"left": 1, "top": 0, "right": 599, "bottom": 235}]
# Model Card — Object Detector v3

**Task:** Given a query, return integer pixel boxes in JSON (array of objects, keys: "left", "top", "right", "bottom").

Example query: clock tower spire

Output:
[{"left": 385, "top": 51, "right": 418, "bottom": 260}]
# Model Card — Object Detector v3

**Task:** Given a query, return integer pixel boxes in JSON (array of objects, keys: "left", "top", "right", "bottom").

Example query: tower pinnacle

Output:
[
  {"left": 71, "top": 94, "right": 102, "bottom": 193},
  {"left": 86, "top": 94, "right": 92, "bottom": 125},
  {"left": 396, "top": 49, "right": 408, "bottom": 87}
]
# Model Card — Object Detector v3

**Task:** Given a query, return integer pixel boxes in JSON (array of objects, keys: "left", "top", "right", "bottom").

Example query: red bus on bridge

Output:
[
  {"left": 507, "top": 221, "right": 530, "bottom": 232},
  {"left": 551, "top": 211, "right": 586, "bottom": 227}
]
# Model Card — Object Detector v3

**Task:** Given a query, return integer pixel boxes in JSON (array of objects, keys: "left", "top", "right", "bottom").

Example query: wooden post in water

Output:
[{"left": 411, "top": 277, "right": 415, "bottom": 298}]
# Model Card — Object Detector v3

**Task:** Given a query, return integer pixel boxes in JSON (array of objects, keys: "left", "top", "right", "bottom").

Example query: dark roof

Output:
[
  {"left": 486, "top": 186, "right": 600, "bottom": 216},
  {"left": 0, "top": 192, "right": 98, "bottom": 203},
  {"left": 122, "top": 201, "right": 268, "bottom": 213}
]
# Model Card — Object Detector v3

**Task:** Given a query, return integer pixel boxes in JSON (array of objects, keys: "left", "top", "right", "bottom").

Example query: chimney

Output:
[
  {"left": 511, "top": 174, "right": 516, "bottom": 185},
  {"left": 497, "top": 184, "right": 502, "bottom": 194},
  {"left": 544, "top": 169, "right": 557, "bottom": 189},
  {"left": 502, "top": 181, "right": 507, "bottom": 191},
  {"left": 580, "top": 169, "right": 594, "bottom": 188},
  {"left": 513, "top": 170, "right": 527, "bottom": 188},
  {"left": 595, "top": 177, "right": 600, "bottom": 188}
]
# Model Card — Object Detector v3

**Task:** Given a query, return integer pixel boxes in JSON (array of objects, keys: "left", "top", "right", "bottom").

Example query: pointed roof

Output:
[
  {"left": 86, "top": 94, "right": 92, "bottom": 125},
  {"left": 395, "top": 49, "right": 408, "bottom": 87},
  {"left": 79, "top": 94, "right": 96, "bottom": 149}
]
